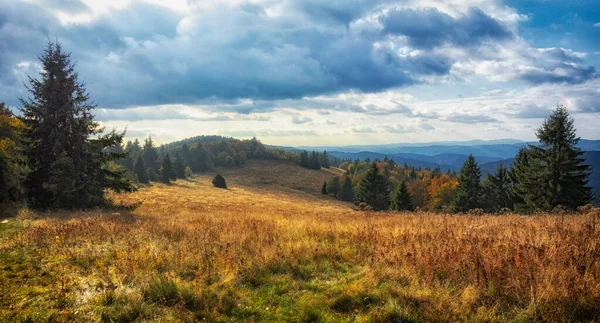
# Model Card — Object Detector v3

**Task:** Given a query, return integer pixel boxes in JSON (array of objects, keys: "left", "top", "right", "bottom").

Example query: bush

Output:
[{"left": 212, "top": 174, "right": 227, "bottom": 189}]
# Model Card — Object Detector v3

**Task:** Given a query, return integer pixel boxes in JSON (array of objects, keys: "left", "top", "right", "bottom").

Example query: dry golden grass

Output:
[{"left": 1, "top": 159, "right": 599, "bottom": 322}]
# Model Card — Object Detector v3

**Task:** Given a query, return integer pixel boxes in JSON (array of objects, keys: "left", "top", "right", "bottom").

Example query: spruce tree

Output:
[
  {"left": 482, "top": 163, "right": 513, "bottom": 212},
  {"left": 391, "top": 181, "right": 414, "bottom": 211},
  {"left": 523, "top": 105, "right": 592, "bottom": 210},
  {"left": 143, "top": 136, "right": 159, "bottom": 180},
  {"left": 160, "top": 153, "right": 175, "bottom": 183},
  {"left": 508, "top": 147, "right": 529, "bottom": 211},
  {"left": 321, "top": 182, "right": 327, "bottom": 195},
  {"left": 339, "top": 175, "right": 354, "bottom": 202},
  {"left": 355, "top": 162, "right": 391, "bottom": 211},
  {"left": 134, "top": 155, "right": 149, "bottom": 184},
  {"left": 174, "top": 153, "right": 186, "bottom": 179},
  {"left": 20, "top": 41, "right": 134, "bottom": 208},
  {"left": 452, "top": 155, "right": 482, "bottom": 213}
]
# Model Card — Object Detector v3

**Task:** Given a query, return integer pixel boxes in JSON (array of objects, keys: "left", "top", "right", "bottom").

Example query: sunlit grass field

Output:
[{"left": 1, "top": 160, "right": 599, "bottom": 322}]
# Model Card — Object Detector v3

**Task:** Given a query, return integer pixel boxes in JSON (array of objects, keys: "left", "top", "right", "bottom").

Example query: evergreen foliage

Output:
[
  {"left": 134, "top": 155, "right": 149, "bottom": 184},
  {"left": 452, "top": 155, "right": 482, "bottom": 213},
  {"left": 517, "top": 105, "right": 592, "bottom": 211},
  {"left": 20, "top": 41, "right": 134, "bottom": 208},
  {"left": 321, "top": 182, "right": 327, "bottom": 195},
  {"left": 482, "top": 163, "right": 513, "bottom": 212},
  {"left": 174, "top": 153, "right": 186, "bottom": 179},
  {"left": 355, "top": 163, "right": 391, "bottom": 211},
  {"left": 391, "top": 181, "right": 414, "bottom": 211},
  {"left": 212, "top": 174, "right": 227, "bottom": 189},
  {"left": 160, "top": 153, "right": 176, "bottom": 184},
  {"left": 143, "top": 137, "right": 159, "bottom": 181},
  {"left": 339, "top": 175, "right": 354, "bottom": 202}
]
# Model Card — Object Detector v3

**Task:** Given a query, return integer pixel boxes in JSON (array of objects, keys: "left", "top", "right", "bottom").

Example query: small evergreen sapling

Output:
[{"left": 212, "top": 174, "right": 227, "bottom": 189}]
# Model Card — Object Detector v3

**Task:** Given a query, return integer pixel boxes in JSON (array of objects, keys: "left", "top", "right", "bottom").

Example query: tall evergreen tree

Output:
[
  {"left": 321, "top": 182, "right": 328, "bottom": 195},
  {"left": 134, "top": 155, "right": 149, "bottom": 184},
  {"left": 339, "top": 175, "right": 354, "bottom": 202},
  {"left": 355, "top": 163, "right": 391, "bottom": 211},
  {"left": 509, "top": 147, "right": 531, "bottom": 211},
  {"left": 519, "top": 106, "right": 592, "bottom": 211},
  {"left": 160, "top": 153, "right": 176, "bottom": 183},
  {"left": 174, "top": 153, "right": 186, "bottom": 179},
  {"left": 391, "top": 181, "right": 414, "bottom": 211},
  {"left": 20, "top": 41, "right": 134, "bottom": 208},
  {"left": 143, "top": 136, "right": 159, "bottom": 180},
  {"left": 452, "top": 155, "right": 482, "bottom": 212},
  {"left": 482, "top": 163, "right": 513, "bottom": 212}
]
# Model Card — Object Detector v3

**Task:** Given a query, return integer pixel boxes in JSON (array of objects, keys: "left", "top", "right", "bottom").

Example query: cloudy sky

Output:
[{"left": 1, "top": 0, "right": 599, "bottom": 145}]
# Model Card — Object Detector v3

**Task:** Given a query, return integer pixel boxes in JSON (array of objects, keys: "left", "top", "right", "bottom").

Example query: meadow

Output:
[{"left": 1, "top": 160, "right": 599, "bottom": 322}]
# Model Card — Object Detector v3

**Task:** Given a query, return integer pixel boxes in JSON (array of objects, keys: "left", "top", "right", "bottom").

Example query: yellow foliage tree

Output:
[{"left": 0, "top": 102, "right": 28, "bottom": 202}]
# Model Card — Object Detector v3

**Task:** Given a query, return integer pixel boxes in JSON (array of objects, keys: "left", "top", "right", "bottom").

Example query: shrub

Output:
[{"left": 212, "top": 174, "right": 227, "bottom": 189}]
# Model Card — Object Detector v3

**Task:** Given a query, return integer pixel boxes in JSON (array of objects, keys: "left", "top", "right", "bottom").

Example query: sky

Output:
[{"left": 0, "top": 0, "right": 599, "bottom": 146}]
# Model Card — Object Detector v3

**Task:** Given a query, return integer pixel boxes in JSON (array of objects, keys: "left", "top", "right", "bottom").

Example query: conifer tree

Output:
[
  {"left": 391, "top": 181, "right": 414, "bottom": 211},
  {"left": 212, "top": 174, "right": 227, "bottom": 189},
  {"left": 355, "top": 163, "right": 391, "bottom": 211},
  {"left": 143, "top": 136, "right": 159, "bottom": 180},
  {"left": 508, "top": 147, "right": 530, "bottom": 211},
  {"left": 174, "top": 153, "right": 186, "bottom": 179},
  {"left": 321, "top": 182, "right": 327, "bottom": 195},
  {"left": 134, "top": 155, "right": 149, "bottom": 184},
  {"left": 20, "top": 41, "right": 134, "bottom": 208},
  {"left": 518, "top": 105, "right": 592, "bottom": 211},
  {"left": 482, "top": 163, "right": 513, "bottom": 212},
  {"left": 160, "top": 153, "right": 175, "bottom": 183},
  {"left": 339, "top": 175, "right": 354, "bottom": 202},
  {"left": 452, "top": 155, "right": 482, "bottom": 212}
]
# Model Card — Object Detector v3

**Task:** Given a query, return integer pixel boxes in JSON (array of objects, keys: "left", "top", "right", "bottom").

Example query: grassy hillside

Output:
[{"left": 1, "top": 160, "right": 599, "bottom": 322}]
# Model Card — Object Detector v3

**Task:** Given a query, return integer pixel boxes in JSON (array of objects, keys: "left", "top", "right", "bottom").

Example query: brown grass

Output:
[{"left": 1, "top": 160, "right": 599, "bottom": 322}]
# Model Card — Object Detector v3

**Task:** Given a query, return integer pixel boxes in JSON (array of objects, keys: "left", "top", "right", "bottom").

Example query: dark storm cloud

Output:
[
  {"left": 519, "top": 64, "right": 598, "bottom": 85},
  {"left": 380, "top": 7, "right": 513, "bottom": 49},
  {"left": 0, "top": 0, "right": 597, "bottom": 112}
]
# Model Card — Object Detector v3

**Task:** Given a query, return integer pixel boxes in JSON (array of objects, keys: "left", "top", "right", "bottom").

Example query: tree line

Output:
[{"left": 322, "top": 106, "right": 593, "bottom": 213}]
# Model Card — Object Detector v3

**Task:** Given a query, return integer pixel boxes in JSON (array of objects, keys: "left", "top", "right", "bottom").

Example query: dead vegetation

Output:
[{"left": 0, "top": 160, "right": 598, "bottom": 322}]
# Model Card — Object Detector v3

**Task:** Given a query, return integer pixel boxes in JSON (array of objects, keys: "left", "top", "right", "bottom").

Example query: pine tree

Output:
[
  {"left": 339, "top": 175, "right": 354, "bottom": 202},
  {"left": 452, "top": 155, "right": 482, "bottom": 213},
  {"left": 190, "top": 143, "right": 211, "bottom": 172},
  {"left": 355, "top": 163, "right": 391, "bottom": 211},
  {"left": 174, "top": 153, "right": 186, "bottom": 179},
  {"left": 20, "top": 41, "right": 134, "bottom": 208},
  {"left": 160, "top": 153, "right": 175, "bottom": 183},
  {"left": 134, "top": 155, "right": 149, "bottom": 184},
  {"left": 482, "top": 163, "right": 513, "bottom": 212},
  {"left": 391, "top": 181, "right": 414, "bottom": 211},
  {"left": 143, "top": 136, "right": 159, "bottom": 180},
  {"left": 508, "top": 147, "right": 529, "bottom": 211},
  {"left": 513, "top": 106, "right": 593, "bottom": 211},
  {"left": 321, "top": 182, "right": 327, "bottom": 195}
]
